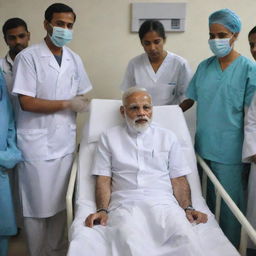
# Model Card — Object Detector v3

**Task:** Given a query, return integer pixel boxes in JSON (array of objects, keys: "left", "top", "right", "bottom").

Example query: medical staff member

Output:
[
  {"left": 0, "top": 17, "right": 30, "bottom": 230},
  {"left": 186, "top": 9, "right": 256, "bottom": 247},
  {"left": 1, "top": 18, "right": 30, "bottom": 95},
  {"left": 248, "top": 26, "right": 256, "bottom": 61},
  {"left": 12, "top": 3, "right": 92, "bottom": 256},
  {"left": 120, "top": 20, "right": 193, "bottom": 111},
  {"left": 0, "top": 71, "right": 22, "bottom": 256},
  {"left": 242, "top": 26, "right": 256, "bottom": 251},
  {"left": 243, "top": 93, "right": 256, "bottom": 251}
]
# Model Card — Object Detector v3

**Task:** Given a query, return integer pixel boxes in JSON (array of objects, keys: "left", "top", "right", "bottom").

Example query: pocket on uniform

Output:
[
  {"left": 145, "top": 150, "right": 169, "bottom": 171},
  {"left": 153, "top": 83, "right": 176, "bottom": 104},
  {"left": 227, "top": 86, "right": 244, "bottom": 112},
  {"left": 17, "top": 129, "right": 48, "bottom": 161},
  {"left": 71, "top": 76, "right": 80, "bottom": 97},
  {"left": 69, "top": 124, "right": 77, "bottom": 152}
]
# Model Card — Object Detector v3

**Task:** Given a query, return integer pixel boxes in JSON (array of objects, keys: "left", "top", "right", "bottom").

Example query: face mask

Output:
[
  {"left": 49, "top": 25, "right": 73, "bottom": 47},
  {"left": 208, "top": 38, "right": 232, "bottom": 58}
]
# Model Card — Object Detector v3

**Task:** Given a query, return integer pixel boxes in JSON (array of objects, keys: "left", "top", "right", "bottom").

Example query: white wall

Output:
[{"left": 1, "top": 0, "right": 256, "bottom": 138}]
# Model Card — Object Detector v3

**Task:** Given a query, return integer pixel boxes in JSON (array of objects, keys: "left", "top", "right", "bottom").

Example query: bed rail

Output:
[
  {"left": 197, "top": 153, "right": 256, "bottom": 256},
  {"left": 66, "top": 152, "right": 78, "bottom": 230}
]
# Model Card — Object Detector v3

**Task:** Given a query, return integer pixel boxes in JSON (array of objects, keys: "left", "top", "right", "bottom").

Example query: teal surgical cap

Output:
[{"left": 209, "top": 8, "right": 241, "bottom": 33}]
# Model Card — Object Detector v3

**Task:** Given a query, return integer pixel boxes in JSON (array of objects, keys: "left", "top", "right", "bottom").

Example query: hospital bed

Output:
[{"left": 66, "top": 99, "right": 255, "bottom": 256}]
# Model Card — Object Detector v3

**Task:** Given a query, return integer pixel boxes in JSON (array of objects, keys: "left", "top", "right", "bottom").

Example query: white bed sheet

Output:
[{"left": 67, "top": 99, "right": 239, "bottom": 256}]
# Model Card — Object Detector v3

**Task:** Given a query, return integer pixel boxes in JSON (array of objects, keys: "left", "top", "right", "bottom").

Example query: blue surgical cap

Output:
[{"left": 209, "top": 8, "right": 241, "bottom": 33}]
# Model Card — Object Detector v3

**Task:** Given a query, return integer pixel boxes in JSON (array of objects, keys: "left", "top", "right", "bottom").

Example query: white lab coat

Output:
[
  {"left": 12, "top": 41, "right": 92, "bottom": 217},
  {"left": 120, "top": 51, "right": 192, "bottom": 105},
  {"left": 242, "top": 93, "right": 256, "bottom": 248}
]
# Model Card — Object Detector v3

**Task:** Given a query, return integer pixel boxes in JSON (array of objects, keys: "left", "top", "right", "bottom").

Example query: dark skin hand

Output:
[
  {"left": 179, "top": 99, "right": 194, "bottom": 112},
  {"left": 85, "top": 211, "right": 108, "bottom": 228},
  {"left": 185, "top": 209, "right": 208, "bottom": 224}
]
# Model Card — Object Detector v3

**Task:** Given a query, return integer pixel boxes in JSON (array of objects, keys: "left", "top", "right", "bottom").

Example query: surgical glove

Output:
[{"left": 70, "top": 95, "right": 90, "bottom": 112}]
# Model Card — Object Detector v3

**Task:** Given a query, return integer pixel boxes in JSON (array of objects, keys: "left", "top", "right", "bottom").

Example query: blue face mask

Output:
[
  {"left": 208, "top": 38, "right": 232, "bottom": 58},
  {"left": 49, "top": 25, "right": 73, "bottom": 47}
]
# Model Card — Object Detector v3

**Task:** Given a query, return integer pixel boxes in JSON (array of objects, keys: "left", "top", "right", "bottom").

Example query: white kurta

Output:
[
  {"left": 242, "top": 93, "right": 256, "bottom": 248},
  {"left": 12, "top": 41, "right": 92, "bottom": 218},
  {"left": 73, "top": 124, "right": 205, "bottom": 255},
  {"left": 120, "top": 52, "right": 192, "bottom": 106}
]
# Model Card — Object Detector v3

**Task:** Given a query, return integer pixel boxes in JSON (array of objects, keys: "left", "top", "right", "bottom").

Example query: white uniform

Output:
[
  {"left": 0, "top": 53, "right": 13, "bottom": 93},
  {"left": 12, "top": 40, "right": 92, "bottom": 217},
  {"left": 12, "top": 40, "right": 92, "bottom": 256},
  {"left": 70, "top": 124, "right": 204, "bottom": 256},
  {"left": 120, "top": 51, "right": 192, "bottom": 106},
  {"left": 242, "top": 93, "right": 256, "bottom": 249}
]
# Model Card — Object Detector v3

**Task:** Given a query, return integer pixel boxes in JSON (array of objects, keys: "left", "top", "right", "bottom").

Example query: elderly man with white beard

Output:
[{"left": 81, "top": 87, "right": 207, "bottom": 256}]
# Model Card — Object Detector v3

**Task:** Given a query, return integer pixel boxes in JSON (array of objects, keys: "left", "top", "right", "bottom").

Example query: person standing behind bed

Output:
[
  {"left": 186, "top": 8, "right": 256, "bottom": 247},
  {"left": 0, "top": 17, "right": 30, "bottom": 232},
  {"left": 120, "top": 20, "right": 194, "bottom": 111},
  {"left": 12, "top": 3, "right": 92, "bottom": 256},
  {"left": 242, "top": 26, "right": 256, "bottom": 252},
  {"left": 1, "top": 18, "right": 30, "bottom": 96},
  {"left": 0, "top": 71, "right": 22, "bottom": 256}
]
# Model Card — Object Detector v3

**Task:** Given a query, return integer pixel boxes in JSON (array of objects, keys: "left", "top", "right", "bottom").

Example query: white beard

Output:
[{"left": 124, "top": 113, "right": 152, "bottom": 133}]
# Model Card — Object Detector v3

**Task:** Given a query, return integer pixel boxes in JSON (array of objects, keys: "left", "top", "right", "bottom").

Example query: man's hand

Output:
[
  {"left": 185, "top": 210, "right": 208, "bottom": 224},
  {"left": 70, "top": 95, "right": 90, "bottom": 112},
  {"left": 251, "top": 154, "right": 256, "bottom": 164},
  {"left": 85, "top": 211, "right": 108, "bottom": 228}
]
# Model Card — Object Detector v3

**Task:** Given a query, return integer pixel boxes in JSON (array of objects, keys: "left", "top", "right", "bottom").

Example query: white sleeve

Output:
[
  {"left": 91, "top": 133, "right": 112, "bottom": 177},
  {"left": 76, "top": 55, "right": 92, "bottom": 95},
  {"left": 168, "top": 135, "right": 192, "bottom": 178},
  {"left": 12, "top": 52, "right": 37, "bottom": 97},
  {"left": 120, "top": 60, "right": 136, "bottom": 91},
  {"left": 243, "top": 94, "right": 256, "bottom": 162},
  {"left": 176, "top": 60, "right": 193, "bottom": 103}
]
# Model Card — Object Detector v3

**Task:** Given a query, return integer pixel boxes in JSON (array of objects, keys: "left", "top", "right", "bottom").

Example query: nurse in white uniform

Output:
[
  {"left": 120, "top": 20, "right": 194, "bottom": 111},
  {"left": 12, "top": 3, "right": 92, "bottom": 256},
  {"left": 240, "top": 26, "right": 256, "bottom": 250},
  {"left": 243, "top": 90, "right": 256, "bottom": 250}
]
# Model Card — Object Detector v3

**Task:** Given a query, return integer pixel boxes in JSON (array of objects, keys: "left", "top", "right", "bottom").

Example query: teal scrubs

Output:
[
  {"left": 187, "top": 55, "right": 256, "bottom": 247},
  {"left": 0, "top": 71, "right": 22, "bottom": 256}
]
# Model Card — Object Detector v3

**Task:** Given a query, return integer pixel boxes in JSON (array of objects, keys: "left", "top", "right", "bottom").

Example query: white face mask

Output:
[
  {"left": 49, "top": 24, "right": 73, "bottom": 47},
  {"left": 208, "top": 37, "right": 233, "bottom": 58},
  {"left": 124, "top": 113, "right": 152, "bottom": 133}
]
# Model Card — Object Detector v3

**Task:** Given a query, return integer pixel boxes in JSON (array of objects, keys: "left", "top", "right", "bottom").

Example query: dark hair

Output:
[
  {"left": 248, "top": 26, "right": 256, "bottom": 38},
  {"left": 45, "top": 3, "right": 76, "bottom": 22},
  {"left": 138, "top": 20, "right": 166, "bottom": 41},
  {"left": 2, "top": 18, "right": 28, "bottom": 37}
]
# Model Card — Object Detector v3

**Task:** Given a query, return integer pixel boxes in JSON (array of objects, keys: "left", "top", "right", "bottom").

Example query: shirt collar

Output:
[
  {"left": 5, "top": 52, "right": 14, "bottom": 70},
  {"left": 125, "top": 122, "right": 152, "bottom": 137}
]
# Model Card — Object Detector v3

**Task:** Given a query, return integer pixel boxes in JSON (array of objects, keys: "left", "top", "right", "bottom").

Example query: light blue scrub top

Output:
[
  {"left": 187, "top": 56, "right": 256, "bottom": 164},
  {"left": 0, "top": 71, "right": 22, "bottom": 236}
]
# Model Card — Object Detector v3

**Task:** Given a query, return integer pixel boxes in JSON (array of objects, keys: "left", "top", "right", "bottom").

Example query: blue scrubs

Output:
[
  {"left": 0, "top": 71, "right": 22, "bottom": 256},
  {"left": 187, "top": 55, "right": 256, "bottom": 247}
]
